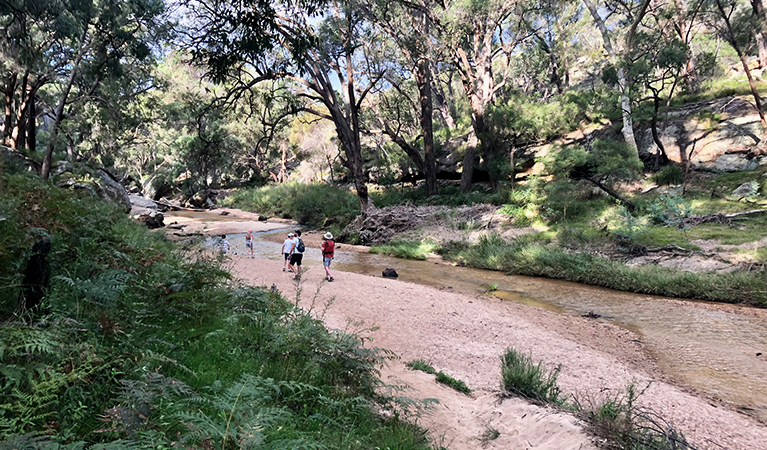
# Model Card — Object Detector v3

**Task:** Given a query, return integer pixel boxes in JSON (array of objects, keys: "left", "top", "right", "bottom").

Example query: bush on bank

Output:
[
  {"left": 442, "top": 234, "right": 767, "bottom": 306},
  {"left": 0, "top": 174, "right": 431, "bottom": 449}
]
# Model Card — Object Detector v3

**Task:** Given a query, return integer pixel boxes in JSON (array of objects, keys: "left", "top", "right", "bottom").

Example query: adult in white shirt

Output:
[
  {"left": 282, "top": 232, "right": 295, "bottom": 272},
  {"left": 288, "top": 230, "right": 304, "bottom": 279}
]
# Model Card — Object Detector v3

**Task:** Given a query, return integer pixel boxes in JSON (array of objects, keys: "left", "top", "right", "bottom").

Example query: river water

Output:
[{"left": 205, "top": 224, "right": 767, "bottom": 423}]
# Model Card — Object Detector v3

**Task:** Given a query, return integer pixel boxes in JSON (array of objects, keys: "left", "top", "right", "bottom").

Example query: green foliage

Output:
[
  {"left": 0, "top": 174, "right": 432, "bottom": 449},
  {"left": 222, "top": 183, "right": 360, "bottom": 232},
  {"left": 441, "top": 234, "right": 767, "bottom": 306},
  {"left": 650, "top": 165, "right": 685, "bottom": 186},
  {"left": 607, "top": 206, "right": 650, "bottom": 251},
  {"left": 370, "top": 240, "right": 437, "bottom": 260},
  {"left": 500, "top": 348, "right": 562, "bottom": 404},
  {"left": 646, "top": 193, "right": 692, "bottom": 231},
  {"left": 543, "top": 140, "right": 643, "bottom": 183},
  {"left": 405, "top": 360, "right": 470, "bottom": 394},
  {"left": 405, "top": 360, "right": 437, "bottom": 375},
  {"left": 434, "top": 372, "right": 472, "bottom": 395},
  {"left": 373, "top": 185, "right": 507, "bottom": 209},
  {"left": 488, "top": 90, "right": 618, "bottom": 147},
  {"left": 576, "top": 384, "right": 692, "bottom": 450}
]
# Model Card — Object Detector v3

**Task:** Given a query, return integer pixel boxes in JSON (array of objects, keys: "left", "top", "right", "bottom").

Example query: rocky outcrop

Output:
[
  {"left": 129, "top": 194, "right": 158, "bottom": 216},
  {"left": 137, "top": 212, "right": 164, "bottom": 229},
  {"left": 95, "top": 169, "right": 132, "bottom": 213},
  {"left": 186, "top": 190, "right": 218, "bottom": 209}
]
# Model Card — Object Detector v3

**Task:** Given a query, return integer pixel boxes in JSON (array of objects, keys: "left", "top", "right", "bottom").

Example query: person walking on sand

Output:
[
  {"left": 321, "top": 232, "right": 335, "bottom": 282},
  {"left": 282, "top": 232, "right": 295, "bottom": 272},
  {"left": 219, "top": 235, "right": 231, "bottom": 254},
  {"left": 245, "top": 230, "right": 254, "bottom": 258},
  {"left": 288, "top": 230, "right": 304, "bottom": 279}
]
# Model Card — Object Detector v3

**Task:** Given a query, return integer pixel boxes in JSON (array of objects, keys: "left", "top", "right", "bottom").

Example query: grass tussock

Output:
[
  {"left": 575, "top": 384, "right": 694, "bottom": 450},
  {"left": 0, "top": 173, "right": 432, "bottom": 449},
  {"left": 500, "top": 348, "right": 695, "bottom": 449},
  {"left": 370, "top": 240, "right": 438, "bottom": 260},
  {"left": 406, "top": 359, "right": 472, "bottom": 395},
  {"left": 444, "top": 234, "right": 767, "bottom": 306},
  {"left": 500, "top": 348, "right": 562, "bottom": 404}
]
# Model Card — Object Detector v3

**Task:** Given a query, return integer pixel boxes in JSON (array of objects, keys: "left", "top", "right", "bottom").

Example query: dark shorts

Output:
[
  {"left": 246, "top": 241, "right": 252, "bottom": 248},
  {"left": 284, "top": 252, "right": 290, "bottom": 260},
  {"left": 289, "top": 253, "right": 303, "bottom": 266}
]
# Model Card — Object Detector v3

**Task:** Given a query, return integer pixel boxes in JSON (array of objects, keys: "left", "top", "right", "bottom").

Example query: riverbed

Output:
[{"left": 166, "top": 209, "right": 767, "bottom": 448}]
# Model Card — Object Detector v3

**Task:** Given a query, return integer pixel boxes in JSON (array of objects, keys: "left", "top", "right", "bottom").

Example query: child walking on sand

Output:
[
  {"left": 219, "top": 235, "right": 231, "bottom": 254},
  {"left": 245, "top": 230, "right": 254, "bottom": 258},
  {"left": 321, "top": 232, "right": 335, "bottom": 282}
]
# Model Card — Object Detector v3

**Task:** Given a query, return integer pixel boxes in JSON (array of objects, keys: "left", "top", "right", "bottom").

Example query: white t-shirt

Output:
[
  {"left": 291, "top": 236, "right": 303, "bottom": 254},
  {"left": 282, "top": 238, "right": 294, "bottom": 254}
]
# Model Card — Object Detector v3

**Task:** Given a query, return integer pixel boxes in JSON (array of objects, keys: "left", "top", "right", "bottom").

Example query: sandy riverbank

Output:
[{"left": 230, "top": 255, "right": 767, "bottom": 450}]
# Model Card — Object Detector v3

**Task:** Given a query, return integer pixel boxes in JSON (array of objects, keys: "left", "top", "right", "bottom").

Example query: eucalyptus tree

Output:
[
  {"left": 440, "top": 0, "right": 530, "bottom": 192},
  {"left": 519, "top": 0, "right": 588, "bottom": 96},
  {"left": 629, "top": 28, "right": 687, "bottom": 168},
  {"left": 583, "top": 0, "right": 651, "bottom": 156},
  {"left": 0, "top": 0, "right": 169, "bottom": 180},
  {"left": 706, "top": 0, "right": 767, "bottom": 132},
  {"left": 362, "top": 0, "right": 439, "bottom": 196},
  {"left": 185, "top": 0, "right": 382, "bottom": 212}
]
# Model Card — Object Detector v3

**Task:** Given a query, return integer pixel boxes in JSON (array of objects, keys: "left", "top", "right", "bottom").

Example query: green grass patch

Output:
[
  {"left": 500, "top": 348, "right": 562, "bottom": 403},
  {"left": 405, "top": 360, "right": 471, "bottom": 394},
  {"left": 406, "top": 359, "right": 437, "bottom": 374},
  {"left": 370, "top": 240, "right": 438, "bottom": 260},
  {"left": 0, "top": 173, "right": 432, "bottom": 449},
  {"left": 443, "top": 234, "right": 767, "bottom": 306},
  {"left": 372, "top": 184, "right": 507, "bottom": 208},
  {"left": 435, "top": 371, "right": 472, "bottom": 395}
]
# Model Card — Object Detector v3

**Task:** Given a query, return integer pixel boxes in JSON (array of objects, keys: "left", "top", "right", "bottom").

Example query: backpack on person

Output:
[{"left": 296, "top": 237, "right": 305, "bottom": 253}]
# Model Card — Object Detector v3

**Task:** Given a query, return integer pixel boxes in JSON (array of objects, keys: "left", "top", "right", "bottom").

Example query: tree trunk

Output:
[
  {"left": 753, "top": 0, "right": 767, "bottom": 67},
  {"left": 757, "top": 32, "right": 767, "bottom": 68},
  {"left": 584, "top": 0, "right": 640, "bottom": 156},
  {"left": 42, "top": 30, "right": 88, "bottom": 180},
  {"left": 718, "top": 0, "right": 767, "bottom": 132},
  {"left": 11, "top": 72, "right": 29, "bottom": 151},
  {"left": 586, "top": 177, "right": 637, "bottom": 210},
  {"left": 460, "top": 132, "right": 478, "bottom": 192},
  {"left": 650, "top": 89, "right": 669, "bottom": 170},
  {"left": 416, "top": 57, "right": 437, "bottom": 196},
  {"left": 27, "top": 89, "right": 36, "bottom": 154},
  {"left": 2, "top": 72, "right": 17, "bottom": 146}
]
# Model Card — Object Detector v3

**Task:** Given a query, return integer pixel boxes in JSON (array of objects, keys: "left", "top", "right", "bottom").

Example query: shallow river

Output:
[{"left": 208, "top": 225, "right": 767, "bottom": 423}]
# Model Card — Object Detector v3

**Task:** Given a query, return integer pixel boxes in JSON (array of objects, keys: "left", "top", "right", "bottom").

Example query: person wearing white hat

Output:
[
  {"left": 282, "top": 232, "right": 295, "bottom": 272},
  {"left": 321, "top": 232, "right": 335, "bottom": 282}
]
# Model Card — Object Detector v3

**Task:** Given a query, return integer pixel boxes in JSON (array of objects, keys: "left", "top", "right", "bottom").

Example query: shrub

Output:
[
  {"left": 370, "top": 240, "right": 438, "bottom": 260},
  {"left": 222, "top": 182, "right": 360, "bottom": 233},
  {"left": 576, "top": 384, "right": 693, "bottom": 450},
  {"left": 650, "top": 165, "right": 685, "bottom": 186},
  {"left": 500, "top": 348, "right": 562, "bottom": 403}
]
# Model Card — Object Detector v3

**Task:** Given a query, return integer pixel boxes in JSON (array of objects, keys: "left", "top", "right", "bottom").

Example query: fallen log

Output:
[{"left": 683, "top": 209, "right": 766, "bottom": 227}]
